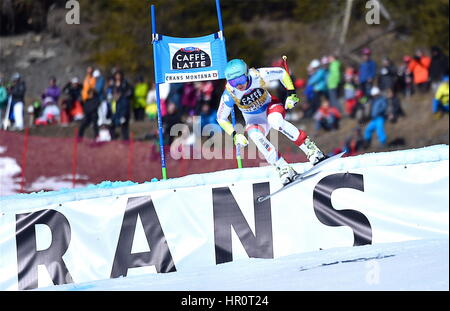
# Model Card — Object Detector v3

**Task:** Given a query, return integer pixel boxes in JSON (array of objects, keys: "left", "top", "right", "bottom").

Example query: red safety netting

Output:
[{"left": 1, "top": 129, "right": 307, "bottom": 195}]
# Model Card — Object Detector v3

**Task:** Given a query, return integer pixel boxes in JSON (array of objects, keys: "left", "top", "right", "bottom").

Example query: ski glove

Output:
[
  {"left": 285, "top": 93, "right": 299, "bottom": 110},
  {"left": 233, "top": 133, "right": 249, "bottom": 147}
]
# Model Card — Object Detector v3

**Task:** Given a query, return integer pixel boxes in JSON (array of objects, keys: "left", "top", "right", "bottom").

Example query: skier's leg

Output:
[
  {"left": 246, "top": 124, "right": 295, "bottom": 184},
  {"left": 267, "top": 104, "right": 325, "bottom": 164}
]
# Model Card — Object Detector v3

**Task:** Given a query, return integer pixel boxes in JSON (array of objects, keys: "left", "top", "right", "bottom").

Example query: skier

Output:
[{"left": 217, "top": 59, "right": 326, "bottom": 185}]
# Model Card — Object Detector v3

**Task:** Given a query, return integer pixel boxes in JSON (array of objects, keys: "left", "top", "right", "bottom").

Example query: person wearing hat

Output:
[
  {"left": 61, "top": 77, "right": 83, "bottom": 124},
  {"left": 306, "top": 58, "right": 328, "bottom": 117},
  {"left": 217, "top": 59, "right": 326, "bottom": 185},
  {"left": 8, "top": 72, "right": 26, "bottom": 131},
  {"left": 363, "top": 86, "right": 388, "bottom": 148},
  {"left": 359, "top": 48, "right": 377, "bottom": 97},
  {"left": 326, "top": 54, "right": 342, "bottom": 112},
  {"left": 35, "top": 96, "right": 60, "bottom": 125},
  {"left": 41, "top": 76, "right": 61, "bottom": 104},
  {"left": 407, "top": 49, "right": 432, "bottom": 93}
]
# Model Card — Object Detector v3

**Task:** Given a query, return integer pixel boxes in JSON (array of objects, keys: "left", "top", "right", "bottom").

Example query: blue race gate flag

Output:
[{"left": 153, "top": 32, "right": 227, "bottom": 84}]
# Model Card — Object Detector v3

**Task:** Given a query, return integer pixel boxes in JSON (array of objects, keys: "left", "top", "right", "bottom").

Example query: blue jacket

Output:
[
  {"left": 370, "top": 95, "right": 387, "bottom": 119},
  {"left": 95, "top": 76, "right": 105, "bottom": 102},
  {"left": 307, "top": 68, "right": 328, "bottom": 92},
  {"left": 359, "top": 60, "right": 377, "bottom": 84},
  {"left": 0, "top": 86, "right": 7, "bottom": 106}
]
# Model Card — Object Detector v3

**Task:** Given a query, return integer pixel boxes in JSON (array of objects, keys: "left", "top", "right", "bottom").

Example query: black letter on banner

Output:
[
  {"left": 313, "top": 173, "right": 372, "bottom": 246},
  {"left": 111, "top": 196, "right": 176, "bottom": 278},
  {"left": 15, "top": 209, "right": 73, "bottom": 290},
  {"left": 213, "top": 182, "right": 273, "bottom": 264}
]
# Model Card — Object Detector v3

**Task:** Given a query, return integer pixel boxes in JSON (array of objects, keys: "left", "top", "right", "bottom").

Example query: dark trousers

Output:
[
  {"left": 78, "top": 112, "right": 99, "bottom": 138},
  {"left": 110, "top": 118, "right": 130, "bottom": 141}
]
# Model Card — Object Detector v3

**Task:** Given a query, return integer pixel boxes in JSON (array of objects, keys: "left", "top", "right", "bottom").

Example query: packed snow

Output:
[
  {"left": 38, "top": 238, "right": 448, "bottom": 291},
  {"left": 1, "top": 145, "right": 448, "bottom": 291}
]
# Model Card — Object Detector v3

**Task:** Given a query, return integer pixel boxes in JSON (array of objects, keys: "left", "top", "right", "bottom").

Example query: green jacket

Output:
[
  {"left": 0, "top": 86, "right": 8, "bottom": 107},
  {"left": 327, "top": 60, "right": 341, "bottom": 90},
  {"left": 133, "top": 82, "right": 149, "bottom": 109}
]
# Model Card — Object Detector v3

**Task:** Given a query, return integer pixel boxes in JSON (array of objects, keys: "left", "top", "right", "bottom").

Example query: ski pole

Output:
[
  {"left": 282, "top": 55, "right": 290, "bottom": 74},
  {"left": 3, "top": 95, "right": 12, "bottom": 130}
]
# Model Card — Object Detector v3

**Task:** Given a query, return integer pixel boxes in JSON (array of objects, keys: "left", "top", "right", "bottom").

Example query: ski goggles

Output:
[{"left": 228, "top": 74, "right": 248, "bottom": 87}]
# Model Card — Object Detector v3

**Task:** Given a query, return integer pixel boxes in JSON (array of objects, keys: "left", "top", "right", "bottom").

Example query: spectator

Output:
[
  {"left": 41, "top": 76, "right": 61, "bottom": 104},
  {"left": 78, "top": 88, "right": 100, "bottom": 140},
  {"left": 181, "top": 82, "right": 198, "bottom": 117},
  {"left": 162, "top": 101, "right": 182, "bottom": 145},
  {"left": 8, "top": 72, "right": 26, "bottom": 131},
  {"left": 343, "top": 70, "right": 358, "bottom": 117},
  {"left": 407, "top": 49, "right": 431, "bottom": 93},
  {"left": 326, "top": 54, "right": 342, "bottom": 112},
  {"left": 93, "top": 69, "right": 110, "bottom": 127},
  {"left": 81, "top": 66, "right": 96, "bottom": 103},
  {"left": 145, "top": 82, "right": 157, "bottom": 120},
  {"left": 313, "top": 98, "right": 341, "bottom": 134},
  {"left": 0, "top": 77, "right": 7, "bottom": 123},
  {"left": 158, "top": 82, "right": 170, "bottom": 117},
  {"left": 166, "top": 83, "right": 184, "bottom": 110},
  {"left": 93, "top": 69, "right": 105, "bottom": 102},
  {"left": 35, "top": 96, "right": 60, "bottom": 125},
  {"left": 198, "top": 81, "right": 214, "bottom": 108},
  {"left": 354, "top": 88, "right": 369, "bottom": 124},
  {"left": 102, "top": 76, "right": 116, "bottom": 125},
  {"left": 28, "top": 100, "right": 42, "bottom": 126},
  {"left": 385, "top": 88, "right": 405, "bottom": 123},
  {"left": 396, "top": 56, "right": 414, "bottom": 97},
  {"left": 359, "top": 47, "right": 377, "bottom": 97},
  {"left": 61, "top": 77, "right": 83, "bottom": 124},
  {"left": 378, "top": 57, "right": 397, "bottom": 93},
  {"left": 133, "top": 76, "right": 148, "bottom": 121},
  {"left": 363, "top": 86, "right": 388, "bottom": 148},
  {"left": 432, "top": 75, "right": 449, "bottom": 119},
  {"left": 110, "top": 70, "right": 133, "bottom": 141},
  {"left": 429, "top": 46, "right": 449, "bottom": 92},
  {"left": 306, "top": 59, "right": 327, "bottom": 117},
  {"left": 343, "top": 126, "right": 364, "bottom": 156},
  {"left": 199, "top": 102, "right": 219, "bottom": 131}
]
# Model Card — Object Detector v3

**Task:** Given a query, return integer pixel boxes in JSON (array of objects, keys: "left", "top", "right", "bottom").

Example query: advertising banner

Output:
[
  {"left": 0, "top": 161, "right": 448, "bottom": 290},
  {"left": 153, "top": 33, "right": 227, "bottom": 84}
]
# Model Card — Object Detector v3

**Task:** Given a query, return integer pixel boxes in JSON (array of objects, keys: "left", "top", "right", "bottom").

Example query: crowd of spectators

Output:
[
  {"left": 273, "top": 46, "right": 449, "bottom": 154},
  {"left": 0, "top": 46, "right": 448, "bottom": 155},
  {"left": 0, "top": 66, "right": 222, "bottom": 144}
]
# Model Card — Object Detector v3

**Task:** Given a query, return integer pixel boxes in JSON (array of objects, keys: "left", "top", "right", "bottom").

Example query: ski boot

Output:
[
  {"left": 275, "top": 158, "right": 297, "bottom": 185},
  {"left": 301, "top": 138, "right": 326, "bottom": 165}
]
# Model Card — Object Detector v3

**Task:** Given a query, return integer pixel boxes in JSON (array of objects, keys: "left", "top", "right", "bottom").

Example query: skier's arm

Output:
[
  {"left": 216, "top": 92, "right": 235, "bottom": 136},
  {"left": 259, "top": 67, "right": 298, "bottom": 109},
  {"left": 258, "top": 67, "right": 295, "bottom": 91},
  {"left": 217, "top": 91, "right": 248, "bottom": 146}
]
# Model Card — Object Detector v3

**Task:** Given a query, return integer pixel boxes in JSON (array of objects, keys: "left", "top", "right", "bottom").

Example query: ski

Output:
[{"left": 257, "top": 151, "right": 346, "bottom": 203}]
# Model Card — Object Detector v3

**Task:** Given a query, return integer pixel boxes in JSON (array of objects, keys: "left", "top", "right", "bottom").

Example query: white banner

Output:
[{"left": 0, "top": 159, "right": 448, "bottom": 290}]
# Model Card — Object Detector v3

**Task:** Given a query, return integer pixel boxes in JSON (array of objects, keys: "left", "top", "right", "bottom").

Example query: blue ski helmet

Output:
[{"left": 224, "top": 59, "right": 248, "bottom": 81}]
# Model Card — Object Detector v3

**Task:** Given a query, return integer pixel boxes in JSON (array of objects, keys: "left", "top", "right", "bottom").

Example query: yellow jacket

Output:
[{"left": 435, "top": 82, "right": 449, "bottom": 107}]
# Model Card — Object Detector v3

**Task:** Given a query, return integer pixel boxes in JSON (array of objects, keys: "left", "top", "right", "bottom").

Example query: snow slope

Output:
[
  {"left": 1, "top": 145, "right": 448, "bottom": 291},
  {"left": 38, "top": 238, "right": 448, "bottom": 291}
]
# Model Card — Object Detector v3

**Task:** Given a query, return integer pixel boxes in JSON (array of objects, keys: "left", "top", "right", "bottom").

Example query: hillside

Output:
[{"left": 21, "top": 91, "right": 450, "bottom": 157}]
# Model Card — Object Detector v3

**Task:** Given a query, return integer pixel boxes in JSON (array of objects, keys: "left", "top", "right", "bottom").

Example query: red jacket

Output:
[
  {"left": 408, "top": 56, "right": 431, "bottom": 84},
  {"left": 314, "top": 106, "right": 341, "bottom": 120}
]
